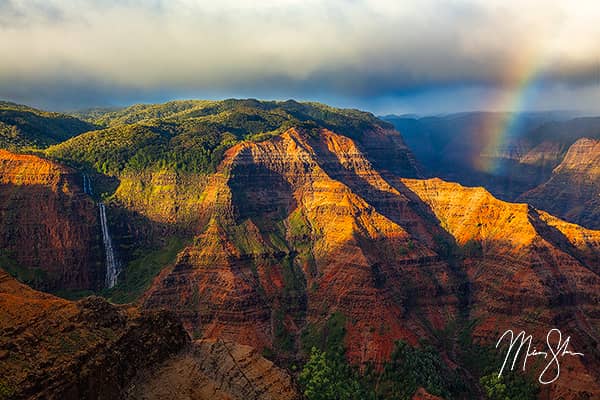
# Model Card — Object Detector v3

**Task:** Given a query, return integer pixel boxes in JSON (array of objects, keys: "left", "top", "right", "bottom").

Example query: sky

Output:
[{"left": 1, "top": 0, "right": 600, "bottom": 114}]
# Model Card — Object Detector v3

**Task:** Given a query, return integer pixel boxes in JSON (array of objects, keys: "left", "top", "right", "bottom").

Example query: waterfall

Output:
[
  {"left": 98, "top": 202, "right": 120, "bottom": 288},
  {"left": 83, "top": 173, "right": 119, "bottom": 288},
  {"left": 82, "top": 174, "right": 93, "bottom": 195}
]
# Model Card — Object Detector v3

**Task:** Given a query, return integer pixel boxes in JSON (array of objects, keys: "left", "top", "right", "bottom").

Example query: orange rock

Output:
[
  {"left": 0, "top": 149, "right": 102, "bottom": 290},
  {"left": 143, "top": 128, "right": 459, "bottom": 364},
  {"left": 403, "top": 177, "right": 600, "bottom": 399},
  {"left": 0, "top": 268, "right": 189, "bottom": 399}
]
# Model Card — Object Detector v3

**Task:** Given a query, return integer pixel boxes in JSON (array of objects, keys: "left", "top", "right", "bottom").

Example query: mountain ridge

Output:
[
  {"left": 0, "top": 99, "right": 599, "bottom": 399},
  {"left": 0, "top": 101, "right": 97, "bottom": 150}
]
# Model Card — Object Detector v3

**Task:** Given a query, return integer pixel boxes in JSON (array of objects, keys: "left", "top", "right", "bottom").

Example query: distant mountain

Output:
[
  {"left": 0, "top": 101, "right": 97, "bottom": 149},
  {"left": 70, "top": 106, "right": 122, "bottom": 123},
  {"left": 519, "top": 137, "right": 600, "bottom": 229},
  {"left": 382, "top": 112, "right": 600, "bottom": 201}
]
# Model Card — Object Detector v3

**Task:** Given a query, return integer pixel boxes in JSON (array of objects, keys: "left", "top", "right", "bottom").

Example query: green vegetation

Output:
[
  {"left": 0, "top": 380, "right": 15, "bottom": 400},
  {"left": 46, "top": 99, "right": 390, "bottom": 176},
  {"left": 288, "top": 209, "right": 312, "bottom": 240},
  {"left": 79, "top": 100, "right": 217, "bottom": 126},
  {"left": 300, "top": 347, "right": 372, "bottom": 400},
  {"left": 299, "top": 312, "right": 374, "bottom": 400},
  {"left": 301, "top": 311, "right": 347, "bottom": 354},
  {"left": 51, "top": 289, "right": 96, "bottom": 301},
  {"left": 299, "top": 336, "right": 462, "bottom": 400},
  {"left": 269, "top": 256, "right": 307, "bottom": 355},
  {"left": 376, "top": 340, "right": 462, "bottom": 399},
  {"left": 47, "top": 237, "right": 186, "bottom": 302},
  {"left": 273, "top": 309, "right": 295, "bottom": 353},
  {"left": 298, "top": 317, "right": 539, "bottom": 400},
  {"left": 480, "top": 373, "right": 538, "bottom": 400},
  {"left": 102, "top": 237, "right": 186, "bottom": 303},
  {"left": 281, "top": 256, "right": 306, "bottom": 310},
  {"left": 0, "top": 101, "right": 96, "bottom": 150},
  {"left": 458, "top": 322, "right": 539, "bottom": 400},
  {"left": 0, "top": 251, "right": 49, "bottom": 288}
]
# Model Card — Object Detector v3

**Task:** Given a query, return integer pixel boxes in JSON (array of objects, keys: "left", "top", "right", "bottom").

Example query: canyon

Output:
[
  {"left": 0, "top": 100, "right": 599, "bottom": 399},
  {"left": 384, "top": 113, "right": 600, "bottom": 230}
]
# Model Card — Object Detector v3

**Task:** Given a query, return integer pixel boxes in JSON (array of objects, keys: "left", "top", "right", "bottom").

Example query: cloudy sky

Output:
[{"left": 1, "top": 0, "right": 599, "bottom": 114}]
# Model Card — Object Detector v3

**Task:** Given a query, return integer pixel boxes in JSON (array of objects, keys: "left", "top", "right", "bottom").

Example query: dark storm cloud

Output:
[{"left": 0, "top": 0, "right": 599, "bottom": 111}]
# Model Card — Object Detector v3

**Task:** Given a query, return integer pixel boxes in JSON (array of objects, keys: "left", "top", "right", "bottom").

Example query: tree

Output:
[
  {"left": 299, "top": 347, "right": 365, "bottom": 400},
  {"left": 480, "top": 372, "right": 538, "bottom": 400}
]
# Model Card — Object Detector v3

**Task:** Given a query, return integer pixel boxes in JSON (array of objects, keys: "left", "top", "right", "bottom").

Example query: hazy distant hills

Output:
[
  {"left": 518, "top": 137, "right": 600, "bottom": 229},
  {"left": 383, "top": 112, "right": 600, "bottom": 229}
]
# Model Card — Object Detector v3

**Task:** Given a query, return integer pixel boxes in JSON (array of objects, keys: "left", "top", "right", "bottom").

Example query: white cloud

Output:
[{"left": 0, "top": 0, "right": 599, "bottom": 109}]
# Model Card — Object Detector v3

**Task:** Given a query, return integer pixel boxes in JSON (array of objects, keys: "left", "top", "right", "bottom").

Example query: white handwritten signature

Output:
[{"left": 496, "top": 328, "right": 584, "bottom": 384}]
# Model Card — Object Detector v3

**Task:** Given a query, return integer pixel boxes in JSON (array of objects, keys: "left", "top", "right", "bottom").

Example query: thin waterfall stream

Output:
[{"left": 83, "top": 174, "right": 120, "bottom": 288}]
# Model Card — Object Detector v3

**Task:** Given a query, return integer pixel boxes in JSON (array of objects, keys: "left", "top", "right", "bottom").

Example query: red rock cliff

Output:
[
  {"left": 0, "top": 149, "right": 103, "bottom": 290},
  {"left": 403, "top": 178, "right": 600, "bottom": 399},
  {"left": 142, "top": 128, "right": 460, "bottom": 365},
  {"left": 519, "top": 138, "right": 600, "bottom": 229},
  {"left": 141, "top": 129, "right": 600, "bottom": 399}
]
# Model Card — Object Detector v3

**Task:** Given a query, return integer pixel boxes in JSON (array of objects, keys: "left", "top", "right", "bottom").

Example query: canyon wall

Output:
[
  {"left": 0, "top": 150, "right": 103, "bottom": 290},
  {"left": 519, "top": 137, "right": 600, "bottom": 230}
]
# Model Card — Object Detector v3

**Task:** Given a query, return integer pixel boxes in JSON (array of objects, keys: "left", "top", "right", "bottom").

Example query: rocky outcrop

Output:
[
  {"left": 127, "top": 339, "right": 298, "bottom": 400},
  {"left": 519, "top": 138, "right": 600, "bottom": 229},
  {"left": 143, "top": 128, "right": 458, "bottom": 365},
  {"left": 0, "top": 268, "right": 189, "bottom": 400},
  {"left": 0, "top": 149, "right": 103, "bottom": 290},
  {"left": 518, "top": 140, "right": 566, "bottom": 167},
  {"left": 382, "top": 112, "right": 568, "bottom": 200},
  {"left": 139, "top": 126, "right": 600, "bottom": 399},
  {"left": 402, "top": 178, "right": 600, "bottom": 399}
]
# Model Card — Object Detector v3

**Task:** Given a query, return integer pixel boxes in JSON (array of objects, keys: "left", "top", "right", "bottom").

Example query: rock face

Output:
[
  {"left": 382, "top": 112, "right": 569, "bottom": 200},
  {"left": 411, "top": 387, "right": 445, "bottom": 400},
  {"left": 143, "top": 128, "right": 457, "bottom": 365},
  {"left": 0, "top": 149, "right": 103, "bottom": 290},
  {"left": 140, "top": 127, "right": 600, "bottom": 399},
  {"left": 402, "top": 178, "right": 600, "bottom": 400},
  {"left": 127, "top": 339, "right": 298, "bottom": 400},
  {"left": 519, "top": 138, "right": 600, "bottom": 229},
  {"left": 0, "top": 269, "right": 190, "bottom": 400}
]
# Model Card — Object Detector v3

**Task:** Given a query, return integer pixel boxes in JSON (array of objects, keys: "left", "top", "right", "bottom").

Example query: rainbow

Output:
[{"left": 472, "top": 48, "right": 549, "bottom": 174}]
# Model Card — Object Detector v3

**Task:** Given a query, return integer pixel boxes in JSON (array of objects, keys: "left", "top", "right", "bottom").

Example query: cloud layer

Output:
[{"left": 1, "top": 0, "right": 599, "bottom": 112}]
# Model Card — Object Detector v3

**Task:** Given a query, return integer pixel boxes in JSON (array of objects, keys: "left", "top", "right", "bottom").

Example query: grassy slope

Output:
[
  {"left": 103, "top": 236, "right": 186, "bottom": 304},
  {"left": 0, "top": 101, "right": 97, "bottom": 150}
]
